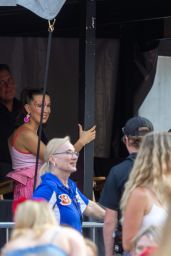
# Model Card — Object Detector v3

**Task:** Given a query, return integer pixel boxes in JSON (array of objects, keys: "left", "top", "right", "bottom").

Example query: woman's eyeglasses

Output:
[{"left": 54, "top": 151, "right": 79, "bottom": 157}]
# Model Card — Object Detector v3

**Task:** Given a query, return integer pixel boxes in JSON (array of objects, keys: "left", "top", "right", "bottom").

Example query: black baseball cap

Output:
[{"left": 122, "top": 116, "right": 154, "bottom": 136}]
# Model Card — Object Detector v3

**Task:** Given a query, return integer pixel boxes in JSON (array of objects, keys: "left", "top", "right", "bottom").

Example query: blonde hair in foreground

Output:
[
  {"left": 12, "top": 200, "right": 57, "bottom": 239},
  {"left": 39, "top": 136, "right": 70, "bottom": 178},
  {"left": 121, "top": 132, "right": 171, "bottom": 212}
]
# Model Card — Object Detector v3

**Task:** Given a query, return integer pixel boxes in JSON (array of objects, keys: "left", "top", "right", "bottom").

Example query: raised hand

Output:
[
  {"left": 74, "top": 124, "right": 96, "bottom": 152},
  {"left": 78, "top": 124, "right": 96, "bottom": 146}
]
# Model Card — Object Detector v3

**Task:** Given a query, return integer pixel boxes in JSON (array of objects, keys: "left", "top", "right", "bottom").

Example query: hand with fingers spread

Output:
[
  {"left": 74, "top": 124, "right": 96, "bottom": 152},
  {"left": 78, "top": 124, "right": 96, "bottom": 146}
]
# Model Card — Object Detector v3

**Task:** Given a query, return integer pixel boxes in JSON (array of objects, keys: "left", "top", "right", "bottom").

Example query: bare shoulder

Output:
[
  {"left": 129, "top": 187, "right": 148, "bottom": 203},
  {"left": 1, "top": 237, "right": 27, "bottom": 252},
  {"left": 17, "top": 125, "right": 37, "bottom": 140},
  {"left": 125, "top": 187, "right": 149, "bottom": 216},
  {"left": 132, "top": 186, "right": 147, "bottom": 196},
  {"left": 9, "top": 125, "right": 39, "bottom": 152}
]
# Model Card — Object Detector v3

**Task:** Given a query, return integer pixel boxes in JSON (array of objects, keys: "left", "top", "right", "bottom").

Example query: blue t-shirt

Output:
[
  {"left": 3, "top": 244, "right": 66, "bottom": 256},
  {"left": 33, "top": 173, "right": 89, "bottom": 232}
]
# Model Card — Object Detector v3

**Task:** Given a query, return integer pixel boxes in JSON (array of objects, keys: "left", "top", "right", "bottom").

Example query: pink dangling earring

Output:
[{"left": 24, "top": 113, "right": 30, "bottom": 123}]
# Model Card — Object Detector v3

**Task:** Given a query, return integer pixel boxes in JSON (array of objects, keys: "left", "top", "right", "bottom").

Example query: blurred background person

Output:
[
  {"left": 131, "top": 226, "right": 160, "bottom": 256},
  {"left": 1, "top": 199, "right": 87, "bottom": 256},
  {"left": 0, "top": 64, "right": 22, "bottom": 183},
  {"left": 33, "top": 136, "right": 105, "bottom": 233},
  {"left": 121, "top": 132, "right": 171, "bottom": 253}
]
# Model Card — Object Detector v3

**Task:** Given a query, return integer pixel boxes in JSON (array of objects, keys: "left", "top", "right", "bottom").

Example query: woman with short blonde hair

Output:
[{"left": 34, "top": 136, "right": 105, "bottom": 233}]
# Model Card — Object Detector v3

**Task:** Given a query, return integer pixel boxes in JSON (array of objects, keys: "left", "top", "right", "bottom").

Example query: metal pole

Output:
[{"left": 79, "top": 0, "right": 96, "bottom": 199}]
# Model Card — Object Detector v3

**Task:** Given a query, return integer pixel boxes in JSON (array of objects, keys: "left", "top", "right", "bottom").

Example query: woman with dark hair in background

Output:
[{"left": 7, "top": 88, "right": 96, "bottom": 200}]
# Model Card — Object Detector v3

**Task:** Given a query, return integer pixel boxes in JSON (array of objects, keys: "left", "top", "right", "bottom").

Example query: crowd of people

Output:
[
  {"left": 1, "top": 63, "right": 171, "bottom": 256},
  {"left": 0, "top": 64, "right": 96, "bottom": 199},
  {"left": 0, "top": 64, "right": 102, "bottom": 255}
]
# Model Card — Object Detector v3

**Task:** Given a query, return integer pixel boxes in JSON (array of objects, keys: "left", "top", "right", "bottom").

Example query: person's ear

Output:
[
  {"left": 24, "top": 104, "right": 30, "bottom": 114},
  {"left": 122, "top": 135, "right": 129, "bottom": 145},
  {"left": 48, "top": 155, "right": 56, "bottom": 167},
  {"left": 122, "top": 135, "right": 126, "bottom": 144}
]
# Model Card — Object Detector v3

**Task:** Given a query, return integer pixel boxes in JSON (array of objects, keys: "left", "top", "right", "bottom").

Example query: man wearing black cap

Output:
[{"left": 99, "top": 116, "right": 153, "bottom": 256}]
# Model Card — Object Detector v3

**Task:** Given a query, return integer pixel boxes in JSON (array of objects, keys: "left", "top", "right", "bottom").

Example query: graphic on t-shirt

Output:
[{"left": 59, "top": 194, "right": 71, "bottom": 205}]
